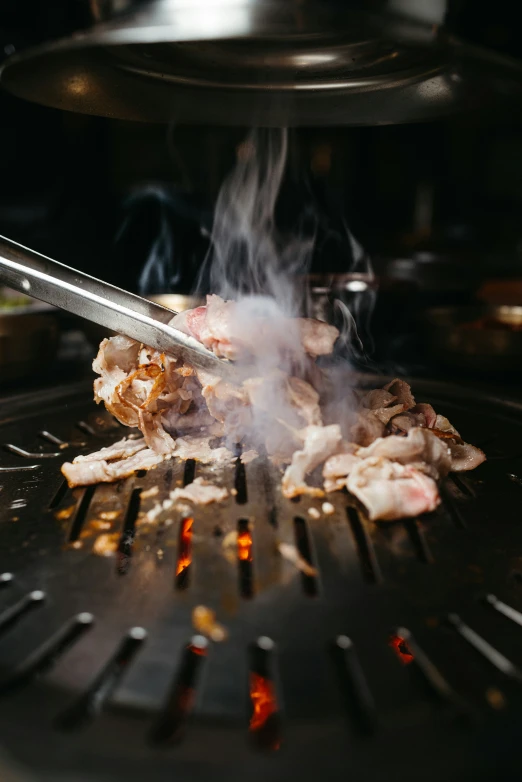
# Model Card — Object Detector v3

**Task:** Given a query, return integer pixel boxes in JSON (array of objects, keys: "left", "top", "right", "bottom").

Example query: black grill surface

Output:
[{"left": 2, "top": 377, "right": 522, "bottom": 781}]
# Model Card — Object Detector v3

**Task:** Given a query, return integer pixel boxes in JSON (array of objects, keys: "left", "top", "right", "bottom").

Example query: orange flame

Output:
[
  {"left": 238, "top": 528, "right": 253, "bottom": 562},
  {"left": 249, "top": 673, "right": 278, "bottom": 734},
  {"left": 176, "top": 517, "right": 193, "bottom": 576},
  {"left": 388, "top": 634, "right": 414, "bottom": 665}
]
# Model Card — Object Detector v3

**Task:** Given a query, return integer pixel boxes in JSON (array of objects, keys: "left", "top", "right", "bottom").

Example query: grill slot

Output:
[
  {"left": 293, "top": 517, "right": 318, "bottom": 596},
  {"left": 448, "top": 613, "right": 522, "bottom": 682},
  {"left": 0, "top": 612, "right": 94, "bottom": 696},
  {"left": 249, "top": 637, "right": 281, "bottom": 750},
  {"left": 116, "top": 488, "right": 142, "bottom": 575},
  {"left": 403, "top": 519, "right": 433, "bottom": 564},
  {"left": 150, "top": 635, "right": 208, "bottom": 744},
  {"left": 49, "top": 479, "right": 69, "bottom": 510},
  {"left": 346, "top": 507, "right": 382, "bottom": 583},
  {"left": 234, "top": 458, "right": 248, "bottom": 504},
  {"left": 332, "top": 635, "right": 377, "bottom": 734},
  {"left": 0, "top": 590, "right": 45, "bottom": 637},
  {"left": 55, "top": 627, "right": 147, "bottom": 731},
  {"left": 237, "top": 519, "right": 254, "bottom": 598},
  {"left": 183, "top": 459, "right": 196, "bottom": 486},
  {"left": 0, "top": 572, "right": 13, "bottom": 587},
  {"left": 67, "top": 485, "right": 96, "bottom": 543},
  {"left": 175, "top": 517, "right": 194, "bottom": 590}
]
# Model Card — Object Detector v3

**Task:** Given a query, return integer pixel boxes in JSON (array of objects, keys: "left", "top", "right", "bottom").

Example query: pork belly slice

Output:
[
  {"left": 282, "top": 424, "right": 342, "bottom": 499},
  {"left": 169, "top": 477, "right": 229, "bottom": 505},
  {"left": 171, "top": 294, "right": 339, "bottom": 360},
  {"left": 62, "top": 448, "right": 164, "bottom": 487},
  {"left": 431, "top": 414, "right": 486, "bottom": 471},
  {"left": 347, "top": 457, "right": 440, "bottom": 521},
  {"left": 72, "top": 437, "right": 147, "bottom": 463},
  {"left": 173, "top": 436, "right": 236, "bottom": 464},
  {"left": 323, "top": 451, "right": 360, "bottom": 492},
  {"left": 357, "top": 427, "right": 452, "bottom": 479}
]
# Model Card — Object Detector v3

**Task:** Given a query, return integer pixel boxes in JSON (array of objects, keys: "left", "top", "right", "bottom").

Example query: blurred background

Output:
[{"left": 1, "top": 0, "right": 522, "bottom": 381}]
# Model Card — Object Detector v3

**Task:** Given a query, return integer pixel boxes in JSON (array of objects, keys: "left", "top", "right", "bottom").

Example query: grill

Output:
[{"left": 2, "top": 375, "right": 522, "bottom": 781}]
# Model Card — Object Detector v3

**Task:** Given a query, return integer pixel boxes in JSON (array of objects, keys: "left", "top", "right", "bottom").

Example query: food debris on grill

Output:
[
  {"left": 61, "top": 294, "right": 485, "bottom": 523},
  {"left": 192, "top": 605, "right": 228, "bottom": 642},
  {"left": 277, "top": 542, "right": 318, "bottom": 577},
  {"left": 169, "top": 478, "right": 229, "bottom": 506}
]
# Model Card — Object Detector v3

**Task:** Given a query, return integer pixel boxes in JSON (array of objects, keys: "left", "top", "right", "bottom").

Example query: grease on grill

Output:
[
  {"left": 176, "top": 517, "right": 193, "bottom": 589},
  {"left": 388, "top": 634, "right": 414, "bottom": 665},
  {"left": 192, "top": 605, "right": 227, "bottom": 642}
]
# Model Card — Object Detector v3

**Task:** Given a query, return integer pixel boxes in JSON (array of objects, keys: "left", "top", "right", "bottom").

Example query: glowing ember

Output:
[
  {"left": 176, "top": 517, "right": 193, "bottom": 576},
  {"left": 388, "top": 634, "right": 414, "bottom": 665},
  {"left": 249, "top": 673, "right": 279, "bottom": 739},
  {"left": 238, "top": 528, "right": 253, "bottom": 562}
]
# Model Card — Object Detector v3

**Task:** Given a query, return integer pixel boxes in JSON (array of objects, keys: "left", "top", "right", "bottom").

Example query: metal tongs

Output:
[{"left": 0, "top": 234, "right": 235, "bottom": 379}]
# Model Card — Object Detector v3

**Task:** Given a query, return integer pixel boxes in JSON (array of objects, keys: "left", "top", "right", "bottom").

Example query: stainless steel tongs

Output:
[{"left": 0, "top": 234, "right": 235, "bottom": 378}]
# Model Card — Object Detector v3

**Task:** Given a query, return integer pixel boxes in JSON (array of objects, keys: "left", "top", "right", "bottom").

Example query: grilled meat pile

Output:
[{"left": 62, "top": 295, "right": 485, "bottom": 521}]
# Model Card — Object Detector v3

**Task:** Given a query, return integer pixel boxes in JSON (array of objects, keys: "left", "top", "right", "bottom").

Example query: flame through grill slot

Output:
[
  {"left": 176, "top": 517, "right": 194, "bottom": 589},
  {"left": 249, "top": 637, "right": 281, "bottom": 750}
]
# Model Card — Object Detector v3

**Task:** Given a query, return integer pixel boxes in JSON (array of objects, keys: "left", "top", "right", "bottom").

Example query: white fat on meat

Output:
[
  {"left": 347, "top": 457, "right": 440, "bottom": 521},
  {"left": 173, "top": 436, "right": 236, "bottom": 464},
  {"left": 282, "top": 424, "right": 342, "bottom": 498},
  {"left": 72, "top": 437, "right": 146, "bottom": 463},
  {"left": 432, "top": 414, "right": 486, "bottom": 472},
  {"left": 169, "top": 477, "right": 229, "bottom": 505},
  {"left": 171, "top": 294, "right": 339, "bottom": 360},
  {"left": 62, "top": 448, "right": 164, "bottom": 487},
  {"left": 323, "top": 450, "right": 360, "bottom": 492},
  {"left": 357, "top": 427, "right": 452, "bottom": 479}
]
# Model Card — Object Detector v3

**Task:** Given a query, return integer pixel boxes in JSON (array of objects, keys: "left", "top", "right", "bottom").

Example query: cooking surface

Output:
[{"left": 2, "top": 377, "right": 522, "bottom": 780}]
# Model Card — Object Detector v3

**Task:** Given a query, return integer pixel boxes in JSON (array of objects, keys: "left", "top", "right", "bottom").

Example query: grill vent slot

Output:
[
  {"left": 346, "top": 507, "right": 382, "bottom": 583},
  {"left": 293, "top": 517, "right": 318, "bottom": 596},
  {"left": 332, "top": 635, "right": 377, "bottom": 734},
  {"left": 175, "top": 517, "right": 193, "bottom": 590},
  {"left": 0, "top": 590, "right": 45, "bottom": 637},
  {"left": 237, "top": 519, "right": 254, "bottom": 598},
  {"left": 117, "top": 488, "right": 141, "bottom": 575},
  {"left": 49, "top": 479, "right": 69, "bottom": 510},
  {"left": 183, "top": 459, "right": 196, "bottom": 487},
  {"left": 234, "top": 458, "right": 248, "bottom": 504},
  {"left": 249, "top": 636, "right": 281, "bottom": 750},
  {"left": 0, "top": 612, "right": 94, "bottom": 697},
  {"left": 56, "top": 627, "right": 147, "bottom": 731},
  {"left": 68, "top": 486, "right": 96, "bottom": 543},
  {"left": 150, "top": 635, "right": 208, "bottom": 744}
]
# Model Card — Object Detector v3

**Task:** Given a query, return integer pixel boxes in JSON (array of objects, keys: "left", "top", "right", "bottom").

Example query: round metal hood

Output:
[{"left": 1, "top": 0, "right": 522, "bottom": 125}]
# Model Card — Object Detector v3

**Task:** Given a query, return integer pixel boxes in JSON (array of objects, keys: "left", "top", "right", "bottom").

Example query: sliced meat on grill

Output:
[
  {"left": 171, "top": 294, "right": 339, "bottom": 360},
  {"left": 323, "top": 450, "right": 360, "bottom": 492},
  {"left": 62, "top": 447, "right": 164, "bottom": 487},
  {"left": 172, "top": 436, "right": 236, "bottom": 464},
  {"left": 282, "top": 424, "right": 342, "bottom": 498},
  {"left": 357, "top": 427, "right": 452, "bottom": 479},
  {"left": 383, "top": 378, "right": 416, "bottom": 410},
  {"left": 346, "top": 457, "right": 440, "bottom": 521},
  {"left": 169, "top": 477, "right": 229, "bottom": 505},
  {"left": 431, "top": 413, "right": 486, "bottom": 471},
  {"left": 72, "top": 437, "right": 147, "bottom": 463},
  {"left": 350, "top": 410, "right": 386, "bottom": 446},
  {"left": 297, "top": 318, "right": 340, "bottom": 357}
]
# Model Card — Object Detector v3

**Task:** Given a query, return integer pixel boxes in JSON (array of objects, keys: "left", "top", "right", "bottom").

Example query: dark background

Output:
[{"left": 1, "top": 0, "right": 522, "bottom": 296}]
